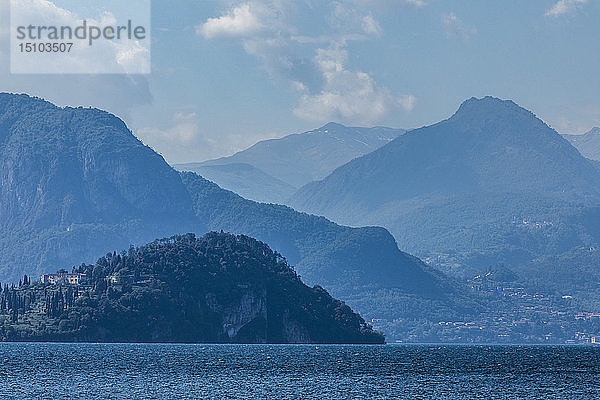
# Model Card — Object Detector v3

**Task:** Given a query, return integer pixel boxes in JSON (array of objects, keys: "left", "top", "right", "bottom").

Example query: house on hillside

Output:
[{"left": 41, "top": 271, "right": 86, "bottom": 285}]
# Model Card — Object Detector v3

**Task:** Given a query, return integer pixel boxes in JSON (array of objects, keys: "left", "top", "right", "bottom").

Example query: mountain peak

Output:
[
  {"left": 0, "top": 92, "right": 54, "bottom": 111},
  {"left": 451, "top": 96, "right": 534, "bottom": 121},
  {"left": 460, "top": 95, "right": 517, "bottom": 107},
  {"left": 318, "top": 122, "right": 347, "bottom": 133}
]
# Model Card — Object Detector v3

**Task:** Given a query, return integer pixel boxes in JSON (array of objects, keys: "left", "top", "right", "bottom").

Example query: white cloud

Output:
[
  {"left": 136, "top": 112, "right": 201, "bottom": 161},
  {"left": 293, "top": 47, "right": 415, "bottom": 124},
  {"left": 198, "top": 3, "right": 263, "bottom": 38},
  {"left": 315, "top": 47, "right": 346, "bottom": 74},
  {"left": 545, "top": 0, "right": 588, "bottom": 17},
  {"left": 8, "top": 0, "right": 150, "bottom": 74},
  {"left": 200, "top": 1, "right": 416, "bottom": 125},
  {"left": 398, "top": 94, "right": 416, "bottom": 112},
  {"left": 350, "top": 0, "right": 428, "bottom": 8},
  {"left": 139, "top": 112, "right": 199, "bottom": 145},
  {"left": 136, "top": 111, "right": 280, "bottom": 162},
  {"left": 0, "top": 0, "right": 8, "bottom": 40},
  {"left": 361, "top": 15, "right": 382, "bottom": 36},
  {"left": 114, "top": 40, "right": 151, "bottom": 74},
  {"left": 403, "top": 0, "right": 428, "bottom": 6},
  {"left": 0, "top": 0, "right": 152, "bottom": 115},
  {"left": 330, "top": 3, "right": 383, "bottom": 39},
  {"left": 442, "top": 12, "right": 476, "bottom": 39}
]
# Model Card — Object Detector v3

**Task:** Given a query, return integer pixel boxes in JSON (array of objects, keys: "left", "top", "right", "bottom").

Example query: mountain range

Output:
[
  {"left": 563, "top": 127, "right": 600, "bottom": 161},
  {"left": 8, "top": 93, "right": 600, "bottom": 342},
  {"left": 175, "top": 123, "right": 404, "bottom": 203},
  {"left": 291, "top": 97, "right": 600, "bottom": 293},
  {"left": 0, "top": 93, "right": 464, "bottom": 341},
  {"left": 0, "top": 93, "right": 199, "bottom": 283}
]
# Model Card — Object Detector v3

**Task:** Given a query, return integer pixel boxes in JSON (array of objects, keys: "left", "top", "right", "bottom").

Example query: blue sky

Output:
[{"left": 1, "top": 0, "right": 599, "bottom": 163}]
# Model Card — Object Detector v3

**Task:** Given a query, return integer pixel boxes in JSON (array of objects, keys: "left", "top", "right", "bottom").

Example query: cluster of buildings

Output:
[
  {"left": 567, "top": 332, "right": 600, "bottom": 344},
  {"left": 574, "top": 312, "right": 600, "bottom": 320},
  {"left": 39, "top": 271, "right": 153, "bottom": 287},
  {"left": 374, "top": 279, "right": 600, "bottom": 344},
  {"left": 40, "top": 272, "right": 86, "bottom": 285}
]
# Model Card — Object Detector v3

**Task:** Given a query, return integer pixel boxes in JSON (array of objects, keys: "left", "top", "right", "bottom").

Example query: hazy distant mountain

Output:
[
  {"left": 175, "top": 163, "right": 296, "bottom": 204},
  {"left": 563, "top": 127, "right": 600, "bottom": 161},
  {"left": 0, "top": 93, "right": 200, "bottom": 282},
  {"left": 292, "top": 97, "right": 600, "bottom": 277},
  {"left": 0, "top": 93, "right": 467, "bottom": 340},
  {"left": 175, "top": 123, "right": 404, "bottom": 203}
]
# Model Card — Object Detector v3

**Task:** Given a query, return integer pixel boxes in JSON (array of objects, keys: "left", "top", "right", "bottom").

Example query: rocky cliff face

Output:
[
  {"left": 206, "top": 289, "right": 268, "bottom": 342},
  {"left": 0, "top": 94, "right": 193, "bottom": 227},
  {"left": 282, "top": 310, "right": 311, "bottom": 343}
]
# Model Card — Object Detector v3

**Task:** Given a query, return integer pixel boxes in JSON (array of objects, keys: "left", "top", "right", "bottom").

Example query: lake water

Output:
[{"left": 0, "top": 343, "right": 598, "bottom": 399}]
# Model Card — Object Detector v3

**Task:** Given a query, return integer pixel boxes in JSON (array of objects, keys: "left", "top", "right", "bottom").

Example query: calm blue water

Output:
[{"left": 0, "top": 344, "right": 598, "bottom": 399}]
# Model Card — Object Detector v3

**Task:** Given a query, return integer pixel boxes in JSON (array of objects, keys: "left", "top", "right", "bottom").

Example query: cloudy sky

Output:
[{"left": 1, "top": 0, "right": 599, "bottom": 163}]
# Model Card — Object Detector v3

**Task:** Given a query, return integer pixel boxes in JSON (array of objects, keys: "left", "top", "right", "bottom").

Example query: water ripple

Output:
[{"left": 0, "top": 344, "right": 598, "bottom": 399}]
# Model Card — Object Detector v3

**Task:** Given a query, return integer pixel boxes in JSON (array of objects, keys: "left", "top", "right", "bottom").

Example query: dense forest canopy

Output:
[{"left": 0, "top": 232, "right": 384, "bottom": 344}]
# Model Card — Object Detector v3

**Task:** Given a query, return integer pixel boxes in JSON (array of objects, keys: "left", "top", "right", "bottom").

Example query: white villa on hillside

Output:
[{"left": 41, "top": 272, "right": 86, "bottom": 285}]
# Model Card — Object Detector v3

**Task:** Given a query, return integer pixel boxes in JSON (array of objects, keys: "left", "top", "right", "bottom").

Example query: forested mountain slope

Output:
[
  {"left": 0, "top": 233, "right": 385, "bottom": 344},
  {"left": 292, "top": 97, "right": 600, "bottom": 279}
]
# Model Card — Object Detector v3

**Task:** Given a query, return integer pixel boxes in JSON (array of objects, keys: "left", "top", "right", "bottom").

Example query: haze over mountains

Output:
[
  {"left": 175, "top": 123, "right": 404, "bottom": 203},
  {"left": 563, "top": 127, "right": 600, "bottom": 161},
  {"left": 291, "top": 97, "right": 600, "bottom": 290},
  {"left": 180, "top": 162, "right": 297, "bottom": 205},
  {"left": 0, "top": 93, "right": 199, "bottom": 282},
  {"left": 6, "top": 92, "right": 600, "bottom": 342},
  {"left": 0, "top": 93, "right": 463, "bottom": 341}
]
